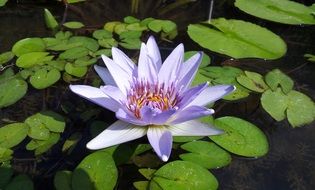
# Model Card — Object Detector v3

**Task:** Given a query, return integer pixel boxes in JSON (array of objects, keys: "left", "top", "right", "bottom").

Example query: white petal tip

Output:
[
  {"left": 208, "top": 109, "right": 215, "bottom": 114},
  {"left": 86, "top": 142, "right": 98, "bottom": 150},
  {"left": 161, "top": 155, "right": 169, "bottom": 162}
]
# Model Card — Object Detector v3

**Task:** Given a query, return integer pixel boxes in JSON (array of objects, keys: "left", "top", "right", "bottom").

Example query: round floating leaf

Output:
[
  {"left": 72, "top": 151, "right": 118, "bottom": 190},
  {"left": 184, "top": 51, "right": 211, "bottom": 68},
  {"left": 0, "top": 76, "right": 28, "bottom": 108},
  {"left": 0, "top": 0, "right": 8, "bottom": 6},
  {"left": 180, "top": 141, "right": 231, "bottom": 169},
  {"left": 0, "top": 123, "right": 29, "bottom": 148},
  {"left": 133, "top": 181, "right": 149, "bottom": 190},
  {"left": 16, "top": 52, "right": 52, "bottom": 68},
  {"left": 236, "top": 71, "right": 268, "bottom": 93},
  {"left": 148, "top": 19, "right": 177, "bottom": 33},
  {"left": 124, "top": 16, "right": 140, "bottom": 24},
  {"left": 0, "top": 166, "right": 13, "bottom": 188},
  {"left": 119, "top": 38, "right": 141, "bottom": 49},
  {"left": 12, "top": 38, "right": 46, "bottom": 57},
  {"left": 287, "top": 90, "right": 315, "bottom": 127},
  {"left": 139, "top": 168, "right": 157, "bottom": 180},
  {"left": 44, "top": 8, "right": 59, "bottom": 30},
  {"left": 235, "top": 0, "right": 315, "bottom": 25},
  {"left": 188, "top": 18, "right": 287, "bottom": 59},
  {"left": 98, "top": 38, "right": 118, "bottom": 48},
  {"left": 26, "top": 133, "right": 60, "bottom": 155},
  {"left": 26, "top": 111, "right": 65, "bottom": 133},
  {"left": 209, "top": 116, "right": 269, "bottom": 157},
  {"left": 119, "top": 30, "right": 142, "bottom": 39},
  {"left": 191, "top": 71, "right": 210, "bottom": 86},
  {"left": 65, "top": 63, "right": 88, "bottom": 77},
  {"left": 261, "top": 88, "right": 288, "bottom": 121},
  {"left": 0, "top": 147, "right": 13, "bottom": 162},
  {"left": 104, "top": 21, "right": 121, "bottom": 32},
  {"left": 265, "top": 69, "right": 294, "bottom": 94},
  {"left": 0, "top": 51, "right": 14, "bottom": 65},
  {"left": 59, "top": 47, "right": 89, "bottom": 60},
  {"left": 4, "top": 174, "right": 34, "bottom": 190},
  {"left": 92, "top": 29, "right": 112, "bottom": 40},
  {"left": 150, "top": 161, "right": 218, "bottom": 190},
  {"left": 126, "top": 23, "right": 147, "bottom": 31},
  {"left": 63, "top": 21, "right": 85, "bottom": 29},
  {"left": 69, "top": 36, "right": 99, "bottom": 52},
  {"left": 30, "top": 68, "right": 61, "bottom": 89},
  {"left": 114, "top": 23, "right": 128, "bottom": 34},
  {"left": 54, "top": 170, "right": 72, "bottom": 190}
]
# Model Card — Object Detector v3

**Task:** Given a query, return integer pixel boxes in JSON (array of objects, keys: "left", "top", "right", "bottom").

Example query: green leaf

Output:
[
  {"left": 191, "top": 71, "right": 211, "bottom": 87},
  {"left": 59, "top": 47, "right": 89, "bottom": 60},
  {"left": 133, "top": 181, "right": 149, "bottom": 190},
  {"left": 119, "top": 38, "right": 141, "bottom": 49},
  {"left": 236, "top": 71, "right": 269, "bottom": 93},
  {"left": 0, "top": 123, "right": 29, "bottom": 148},
  {"left": 0, "top": 0, "right": 8, "bottom": 7},
  {"left": 25, "top": 111, "right": 65, "bottom": 133},
  {"left": 104, "top": 21, "right": 121, "bottom": 32},
  {"left": 65, "top": 63, "right": 88, "bottom": 77},
  {"left": 98, "top": 38, "right": 118, "bottom": 48},
  {"left": 69, "top": 36, "right": 99, "bottom": 52},
  {"left": 72, "top": 151, "right": 118, "bottom": 190},
  {"left": 235, "top": 0, "right": 315, "bottom": 25},
  {"left": 150, "top": 161, "right": 218, "bottom": 190},
  {"left": 0, "top": 72, "right": 28, "bottom": 108},
  {"left": 0, "top": 51, "right": 14, "bottom": 65},
  {"left": 0, "top": 166, "right": 13, "bottom": 188},
  {"left": 148, "top": 19, "right": 177, "bottom": 33},
  {"left": 16, "top": 52, "right": 52, "bottom": 68},
  {"left": 54, "top": 170, "right": 72, "bottom": 190},
  {"left": 187, "top": 18, "right": 287, "bottom": 59},
  {"left": 44, "top": 9, "right": 59, "bottom": 30},
  {"left": 261, "top": 89, "right": 288, "bottom": 121},
  {"left": 26, "top": 133, "right": 60, "bottom": 155},
  {"left": 0, "top": 147, "right": 13, "bottom": 162},
  {"left": 92, "top": 29, "right": 112, "bottom": 40},
  {"left": 12, "top": 38, "right": 46, "bottom": 57},
  {"left": 62, "top": 132, "right": 82, "bottom": 154},
  {"left": 209, "top": 116, "right": 269, "bottom": 157},
  {"left": 63, "top": 21, "right": 85, "bottom": 29},
  {"left": 287, "top": 90, "right": 315, "bottom": 127},
  {"left": 126, "top": 23, "right": 147, "bottom": 31},
  {"left": 180, "top": 141, "right": 231, "bottom": 169},
  {"left": 265, "top": 69, "right": 294, "bottom": 94},
  {"left": 67, "top": 0, "right": 86, "bottom": 3},
  {"left": 4, "top": 174, "right": 34, "bottom": 190},
  {"left": 29, "top": 68, "right": 61, "bottom": 89},
  {"left": 113, "top": 23, "right": 128, "bottom": 35},
  {"left": 74, "top": 57, "right": 97, "bottom": 67},
  {"left": 139, "top": 168, "right": 156, "bottom": 180},
  {"left": 184, "top": 51, "right": 211, "bottom": 68},
  {"left": 119, "top": 30, "right": 142, "bottom": 39},
  {"left": 124, "top": 16, "right": 140, "bottom": 24}
]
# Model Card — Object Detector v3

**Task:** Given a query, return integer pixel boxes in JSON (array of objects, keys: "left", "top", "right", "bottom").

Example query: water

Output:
[{"left": 1, "top": 0, "right": 315, "bottom": 189}]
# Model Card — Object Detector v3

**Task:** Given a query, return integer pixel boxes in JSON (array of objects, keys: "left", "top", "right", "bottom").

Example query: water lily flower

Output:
[{"left": 70, "top": 36, "right": 235, "bottom": 162}]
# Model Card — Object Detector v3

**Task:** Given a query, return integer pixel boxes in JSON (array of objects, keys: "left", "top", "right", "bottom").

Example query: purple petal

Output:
[
  {"left": 147, "top": 126, "right": 173, "bottom": 162},
  {"left": 168, "top": 106, "right": 214, "bottom": 125},
  {"left": 158, "top": 43, "right": 184, "bottom": 85},
  {"left": 186, "top": 85, "right": 236, "bottom": 107},
  {"left": 137, "top": 43, "right": 158, "bottom": 83},
  {"left": 178, "top": 52, "right": 203, "bottom": 90},
  {"left": 146, "top": 36, "right": 162, "bottom": 71},
  {"left": 177, "top": 82, "right": 208, "bottom": 109},
  {"left": 168, "top": 120, "right": 223, "bottom": 136},
  {"left": 101, "top": 55, "right": 132, "bottom": 94},
  {"left": 100, "top": 85, "right": 126, "bottom": 106},
  {"left": 140, "top": 106, "right": 176, "bottom": 125},
  {"left": 69, "top": 85, "right": 119, "bottom": 112},
  {"left": 86, "top": 120, "right": 146, "bottom": 149},
  {"left": 94, "top": 65, "right": 116, "bottom": 86},
  {"left": 111, "top": 47, "right": 137, "bottom": 76},
  {"left": 116, "top": 108, "right": 148, "bottom": 126}
]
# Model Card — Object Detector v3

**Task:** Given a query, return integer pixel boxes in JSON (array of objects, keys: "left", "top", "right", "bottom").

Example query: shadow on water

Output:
[{"left": 1, "top": 0, "right": 315, "bottom": 189}]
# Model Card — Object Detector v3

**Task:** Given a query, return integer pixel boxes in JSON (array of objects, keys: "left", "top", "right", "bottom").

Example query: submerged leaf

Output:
[
  {"left": 188, "top": 18, "right": 287, "bottom": 59},
  {"left": 4, "top": 174, "right": 34, "bottom": 190}
]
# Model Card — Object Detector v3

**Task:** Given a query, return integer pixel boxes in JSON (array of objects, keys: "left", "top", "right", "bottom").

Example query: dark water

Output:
[{"left": 1, "top": 0, "right": 315, "bottom": 189}]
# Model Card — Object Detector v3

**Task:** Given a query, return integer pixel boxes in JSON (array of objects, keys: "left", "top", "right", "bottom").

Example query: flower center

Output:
[{"left": 126, "top": 80, "right": 180, "bottom": 118}]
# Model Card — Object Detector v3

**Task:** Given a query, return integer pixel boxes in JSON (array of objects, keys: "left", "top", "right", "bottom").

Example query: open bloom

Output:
[{"left": 70, "top": 36, "right": 235, "bottom": 161}]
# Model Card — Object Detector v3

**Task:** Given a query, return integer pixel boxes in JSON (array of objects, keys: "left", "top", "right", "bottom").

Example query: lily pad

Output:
[
  {"left": 59, "top": 47, "right": 89, "bottom": 60},
  {"left": 287, "top": 90, "right": 315, "bottom": 127},
  {"left": 63, "top": 21, "right": 85, "bottom": 29},
  {"left": 124, "top": 16, "right": 140, "bottom": 24},
  {"left": 184, "top": 51, "right": 211, "bottom": 68},
  {"left": 65, "top": 63, "right": 88, "bottom": 77},
  {"left": 187, "top": 18, "right": 287, "bottom": 59},
  {"left": 54, "top": 170, "right": 72, "bottom": 190},
  {"left": 235, "top": 0, "right": 315, "bottom": 25},
  {"left": 29, "top": 68, "right": 61, "bottom": 89},
  {"left": 16, "top": 52, "right": 52, "bottom": 68},
  {"left": 180, "top": 141, "right": 231, "bottom": 169},
  {"left": 236, "top": 71, "right": 269, "bottom": 93},
  {"left": 0, "top": 123, "right": 29, "bottom": 148},
  {"left": 26, "top": 133, "right": 60, "bottom": 155},
  {"left": 72, "top": 151, "right": 118, "bottom": 190},
  {"left": 261, "top": 89, "right": 288, "bottom": 121},
  {"left": 98, "top": 38, "right": 118, "bottom": 48},
  {"left": 0, "top": 51, "right": 14, "bottom": 65},
  {"left": 209, "top": 116, "right": 269, "bottom": 157},
  {"left": 139, "top": 168, "right": 157, "bottom": 180},
  {"left": 69, "top": 36, "right": 99, "bottom": 52},
  {"left": 119, "top": 38, "right": 141, "bottom": 49},
  {"left": 148, "top": 19, "right": 177, "bottom": 33},
  {"left": 265, "top": 69, "right": 294, "bottom": 94},
  {"left": 4, "top": 174, "right": 34, "bottom": 190},
  {"left": 0, "top": 147, "right": 13, "bottom": 162},
  {"left": 134, "top": 181, "right": 149, "bottom": 190},
  {"left": 12, "top": 38, "right": 46, "bottom": 57},
  {"left": 92, "top": 29, "right": 112, "bottom": 40},
  {"left": 150, "top": 161, "right": 218, "bottom": 190},
  {"left": 44, "top": 8, "right": 59, "bottom": 30},
  {"left": 25, "top": 111, "right": 65, "bottom": 133},
  {"left": 104, "top": 21, "right": 121, "bottom": 32}
]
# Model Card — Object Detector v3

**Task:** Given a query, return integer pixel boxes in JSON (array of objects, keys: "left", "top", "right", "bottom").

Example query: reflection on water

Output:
[{"left": 0, "top": 0, "right": 315, "bottom": 189}]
